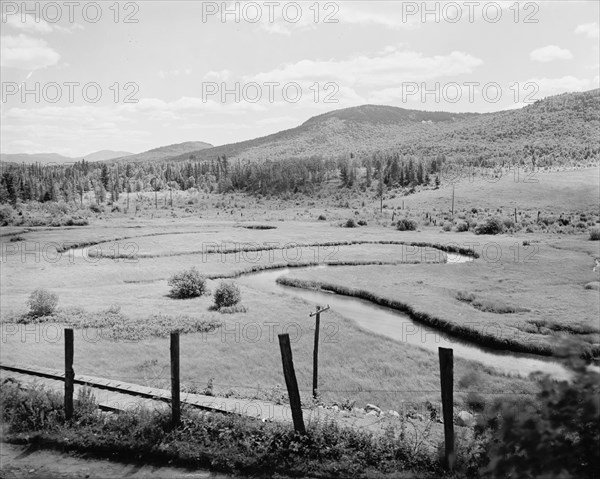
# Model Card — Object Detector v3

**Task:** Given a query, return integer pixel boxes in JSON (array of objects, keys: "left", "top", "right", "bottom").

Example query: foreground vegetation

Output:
[{"left": 2, "top": 346, "right": 597, "bottom": 478}]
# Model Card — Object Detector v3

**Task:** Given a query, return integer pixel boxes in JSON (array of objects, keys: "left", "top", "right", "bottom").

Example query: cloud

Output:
[
  {"left": 4, "top": 14, "right": 53, "bottom": 33},
  {"left": 253, "top": 1, "right": 420, "bottom": 36},
  {"left": 530, "top": 45, "right": 573, "bottom": 63},
  {"left": 3, "top": 13, "right": 83, "bottom": 34},
  {"left": 158, "top": 69, "right": 193, "bottom": 79},
  {"left": 0, "top": 34, "right": 60, "bottom": 70},
  {"left": 203, "top": 69, "right": 232, "bottom": 82},
  {"left": 247, "top": 46, "right": 483, "bottom": 87},
  {"left": 523, "top": 76, "right": 593, "bottom": 97},
  {"left": 575, "top": 22, "right": 599, "bottom": 39}
]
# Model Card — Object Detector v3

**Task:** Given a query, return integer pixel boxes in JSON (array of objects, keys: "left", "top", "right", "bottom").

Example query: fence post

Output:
[
  {"left": 64, "top": 328, "right": 74, "bottom": 420},
  {"left": 439, "top": 347, "right": 455, "bottom": 471},
  {"left": 278, "top": 334, "right": 305, "bottom": 434},
  {"left": 310, "top": 305, "right": 330, "bottom": 399},
  {"left": 313, "top": 311, "right": 320, "bottom": 399},
  {"left": 170, "top": 332, "right": 180, "bottom": 427}
]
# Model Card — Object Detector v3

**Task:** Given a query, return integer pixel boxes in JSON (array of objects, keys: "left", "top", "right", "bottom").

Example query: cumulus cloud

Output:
[
  {"left": 575, "top": 22, "right": 599, "bottom": 39},
  {"left": 530, "top": 45, "right": 573, "bottom": 63},
  {"left": 3, "top": 13, "right": 83, "bottom": 34},
  {"left": 523, "top": 76, "right": 593, "bottom": 97},
  {"left": 0, "top": 34, "right": 60, "bottom": 70},
  {"left": 246, "top": 46, "right": 483, "bottom": 87}
]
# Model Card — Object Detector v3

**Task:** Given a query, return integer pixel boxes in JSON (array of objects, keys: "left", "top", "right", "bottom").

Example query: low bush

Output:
[
  {"left": 455, "top": 221, "right": 469, "bottom": 232},
  {"left": 317, "top": 214, "right": 327, "bottom": 221},
  {"left": 27, "top": 289, "right": 58, "bottom": 317},
  {"left": 396, "top": 218, "right": 418, "bottom": 231},
  {"left": 473, "top": 353, "right": 599, "bottom": 478},
  {"left": 502, "top": 218, "right": 515, "bottom": 229},
  {"left": 474, "top": 217, "right": 504, "bottom": 235},
  {"left": 214, "top": 281, "right": 241, "bottom": 309},
  {"left": 442, "top": 221, "right": 453, "bottom": 232},
  {"left": 168, "top": 267, "right": 209, "bottom": 299},
  {"left": 590, "top": 227, "right": 600, "bottom": 241},
  {"left": 357, "top": 219, "right": 367, "bottom": 226},
  {"left": 0, "top": 204, "right": 15, "bottom": 225},
  {"left": 344, "top": 218, "right": 356, "bottom": 228}
]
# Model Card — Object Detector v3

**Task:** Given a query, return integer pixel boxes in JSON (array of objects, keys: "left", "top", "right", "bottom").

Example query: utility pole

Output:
[{"left": 309, "top": 305, "right": 330, "bottom": 399}]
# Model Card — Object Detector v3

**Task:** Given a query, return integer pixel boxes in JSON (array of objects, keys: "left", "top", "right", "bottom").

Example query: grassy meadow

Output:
[{"left": 1, "top": 167, "right": 599, "bottom": 415}]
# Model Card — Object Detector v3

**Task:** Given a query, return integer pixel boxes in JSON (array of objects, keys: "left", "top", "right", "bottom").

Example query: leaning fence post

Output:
[
  {"left": 278, "top": 333, "right": 305, "bottom": 434},
  {"left": 439, "top": 347, "right": 455, "bottom": 471},
  {"left": 64, "top": 328, "right": 74, "bottom": 420},
  {"left": 170, "top": 331, "right": 181, "bottom": 426}
]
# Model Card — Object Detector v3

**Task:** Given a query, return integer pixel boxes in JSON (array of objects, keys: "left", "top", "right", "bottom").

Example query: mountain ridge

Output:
[{"left": 166, "top": 89, "right": 599, "bottom": 164}]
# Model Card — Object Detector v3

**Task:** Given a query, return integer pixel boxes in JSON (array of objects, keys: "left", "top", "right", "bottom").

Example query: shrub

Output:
[
  {"left": 27, "top": 289, "right": 58, "bottom": 317},
  {"left": 344, "top": 218, "right": 356, "bottom": 228},
  {"left": 357, "top": 219, "right": 367, "bottom": 226},
  {"left": 214, "top": 281, "right": 241, "bottom": 309},
  {"left": 0, "top": 204, "right": 15, "bottom": 226},
  {"left": 317, "top": 214, "right": 326, "bottom": 221},
  {"left": 168, "top": 267, "right": 208, "bottom": 299},
  {"left": 474, "top": 354, "right": 599, "bottom": 478},
  {"left": 590, "top": 227, "right": 600, "bottom": 241},
  {"left": 455, "top": 221, "right": 469, "bottom": 232},
  {"left": 89, "top": 204, "right": 103, "bottom": 213},
  {"left": 442, "top": 221, "right": 453, "bottom": 232},
  {"left": 466, "top": 391, "right": 486, "bottom": 412},
  {"left": 502, "top": 217, "right": 515, "bottom": 229},
  {"left": 396, "top": 218, "right": 417, "bottom": 231},
  {"left": 474, "top": 217, "right": 504, "bottom": 235},
  {"left": 1, "top": 382, "right": 64, "bottom": 431}
]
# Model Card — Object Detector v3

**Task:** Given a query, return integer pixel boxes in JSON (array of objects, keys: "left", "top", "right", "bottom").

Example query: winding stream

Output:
[
  {"left": 65, "top": 243, "right": 569, "bottom": 379},
  {"left": 237, "top": 255, "right": 570, "bottom": 380}
]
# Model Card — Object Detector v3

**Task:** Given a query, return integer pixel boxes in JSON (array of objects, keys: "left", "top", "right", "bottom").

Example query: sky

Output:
[{"left": 1, "top": 0, "right": 599, "bottom": 156}]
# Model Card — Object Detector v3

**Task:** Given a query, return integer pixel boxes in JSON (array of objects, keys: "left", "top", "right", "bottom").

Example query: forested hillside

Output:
[{"left": 1, "top": 89, "right": 598, "bottom": 205}]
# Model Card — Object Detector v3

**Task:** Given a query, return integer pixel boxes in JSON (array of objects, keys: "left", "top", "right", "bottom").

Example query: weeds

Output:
[{"left": 0, "top": 381, "right": 442, "bottom": 478}]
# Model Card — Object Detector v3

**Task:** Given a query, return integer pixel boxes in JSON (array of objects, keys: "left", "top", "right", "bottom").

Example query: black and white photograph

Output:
[{"left": 1, "top": 1, "right": 599, "bottom": 478}]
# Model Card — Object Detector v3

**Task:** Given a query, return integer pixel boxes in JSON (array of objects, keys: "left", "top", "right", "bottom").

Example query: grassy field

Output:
[
  {"left": 1, "top": 168, "right": 598, "bottom": 415},
  {"left": 2, "top": 222, "right": 549, "bottom": 412}
]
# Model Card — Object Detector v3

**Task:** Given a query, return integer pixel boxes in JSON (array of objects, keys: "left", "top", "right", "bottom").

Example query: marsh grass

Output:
[
  {"left": 2, "top": 306, "right": 221, "bottom": 341},
  {"left": 455, "top": 291, "right": 529, "bottom": 314}
]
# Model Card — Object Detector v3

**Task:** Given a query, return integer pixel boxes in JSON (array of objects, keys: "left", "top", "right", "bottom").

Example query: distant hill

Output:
[
  {"left": 169, "top": 89, "right": 599, "bottom": 165},
  {"left": 82, "top": 150, "right": 134, "bottom": 162},
  {"left": 0, "top": 152, "right": 74, "bottom": 165},
  {"left": 2, "top": 141, "right": 213, "bottom": 166},
  {"left": 110, "top": 141, "right": 213, "bottom": 163}
]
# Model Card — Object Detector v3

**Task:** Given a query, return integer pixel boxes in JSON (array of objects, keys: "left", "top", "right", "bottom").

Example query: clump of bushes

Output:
[
  {"left": 590, "top": 227, "right": 600, "bottom": 241},
  {"left": 474, "top": 217, "right": 504, "bottom": 235},
  {"left": 442, "top": 221, "right": 453, "bottom": 232},
  {"left": 168, "top": 267, "right": 208, "bottom": 299},
  {"left": 214, "top": 281, "right": 241, "bottom": 309},
  {"left": 0, "top": 204, "right": 15, "bottom": 226},
  {"left": 396, "top": 218, "right": 418, "bottom": 231},
  {"left": 455, "top": 221, "right": 469, "bottom": 232},
  {"left": 471, "top": 354, "right": 599, "bottom": 478},
  {"left": 344, "top": 218, "right": 356, "bottom": 228},
  {"left": 317, "top": 214, "right": 327, "bottom": 221},
  {"left": 27, "top": 289, "right": 58, "bottom": 317},
  {"left": 357, "top": 219, "right": 367, "bottom": 226}
]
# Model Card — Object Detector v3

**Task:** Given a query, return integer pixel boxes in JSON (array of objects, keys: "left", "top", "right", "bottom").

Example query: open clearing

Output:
[{"left": 2, "top": 195, "right": 598, "bottom": 412}]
